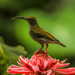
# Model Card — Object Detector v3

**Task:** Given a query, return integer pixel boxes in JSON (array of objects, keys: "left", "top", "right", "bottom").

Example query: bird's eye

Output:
[{"left": 29, "top": 18, "right": 32, "bottom": 20}]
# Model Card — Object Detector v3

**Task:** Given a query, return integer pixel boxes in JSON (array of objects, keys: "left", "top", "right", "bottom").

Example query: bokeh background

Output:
[{"left": 0, "top": 0, "right": 75, "bottom": 75}]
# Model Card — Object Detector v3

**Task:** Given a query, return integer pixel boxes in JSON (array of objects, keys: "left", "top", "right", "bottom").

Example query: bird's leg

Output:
[
  {"left": 44, "top": 44, "right": 48, "bottom": 53},
  {"left": 39, "top": 44, "right": 44, "bottom": 50}
]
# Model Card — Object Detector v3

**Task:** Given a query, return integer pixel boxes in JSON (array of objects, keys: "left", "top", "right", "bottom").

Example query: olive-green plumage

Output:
[{"left": 12, "top": 16, "right": 66, "bottom": 52}]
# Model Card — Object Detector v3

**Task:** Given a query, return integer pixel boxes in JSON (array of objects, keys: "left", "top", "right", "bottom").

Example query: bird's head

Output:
[{"left": 12, "top": 16, "right": 37, "bottom": 26}]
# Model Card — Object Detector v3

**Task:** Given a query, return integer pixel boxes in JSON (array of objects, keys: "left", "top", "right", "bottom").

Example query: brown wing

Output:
[
  {"left": 32, "top": 28, "right": 66, "bottom": 47},
  {"left": 40, "top": 29, "right": 66, "bottom": 47}
]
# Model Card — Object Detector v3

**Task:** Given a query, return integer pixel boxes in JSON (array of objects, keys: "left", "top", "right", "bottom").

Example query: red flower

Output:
[{"left": 7, "top": 50, "right": 75, "bottom": 75}]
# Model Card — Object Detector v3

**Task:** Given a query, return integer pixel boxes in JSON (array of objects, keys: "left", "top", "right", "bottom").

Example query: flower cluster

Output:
[{"left": 7, "top": 50, "right": 75, "bottom": 75}]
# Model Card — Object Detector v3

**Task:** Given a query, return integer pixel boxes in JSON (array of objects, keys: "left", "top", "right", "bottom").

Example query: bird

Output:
[{"left": 12, "top": 16, "right": 66, "bottom": 52}]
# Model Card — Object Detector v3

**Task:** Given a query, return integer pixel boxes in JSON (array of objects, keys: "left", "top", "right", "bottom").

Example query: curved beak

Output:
[{"left": 12, "top": 16, "right": 28, "bottom": 20}]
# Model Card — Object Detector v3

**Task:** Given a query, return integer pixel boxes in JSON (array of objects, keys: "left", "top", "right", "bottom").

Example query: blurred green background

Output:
[{"left": 0, "top": 0, "right": 75, "bottom": 74}]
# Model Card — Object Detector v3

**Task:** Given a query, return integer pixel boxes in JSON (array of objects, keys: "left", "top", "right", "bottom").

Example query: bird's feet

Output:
[
  {"left": 37, "top": 49, "right": 47, "bottom": 54},
  {"left": 44, "top": 49, "right": 47, "bottom": 54},
  {"left": 44, "top": 44, "right": 48, "bottom": 53}
]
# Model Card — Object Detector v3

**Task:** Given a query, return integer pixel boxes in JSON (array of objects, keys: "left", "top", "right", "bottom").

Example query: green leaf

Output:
[
  {"left": 0, "top": 36, "right": 27, "bottom": 64},
  {"left": 0, "top": 44, "right": 9, "bottom": 75}
]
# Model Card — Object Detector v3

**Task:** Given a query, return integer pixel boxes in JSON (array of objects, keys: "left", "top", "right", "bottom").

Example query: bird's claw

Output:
[{"left": 44, "top": 50, "right": 47, "bottom": 53}]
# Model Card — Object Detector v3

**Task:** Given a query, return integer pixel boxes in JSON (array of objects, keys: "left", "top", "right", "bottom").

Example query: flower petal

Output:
[
  {"left": 57, "top": 63, "right": 70, "bottom": 69},
  {"left": 17, "top": 61, "right": 24, "bottom": 67},
  {"left": 24, "top": 58, "right": 30, "bottom": 63},
  {"left": 55, "top": 67, "right": 75, "bottom": 74},
  {"left": 50, "top": 73, "right": 55, "bottom": 75},
  {"left": 7, "top": 65, "right": 33, "bottom": 74},
  {"left": 50, "top": 62, "right": 60, "bottom": 70},
  {"left": 42, "top": 70, "right": 52, "bottom": 75},
  {"left": 22, "top": 73, "right": 36, "bottom": 75},
  {"left": 60, "top": 59, "right": 67, "bottom": 64},
  {"left": 29, "top": 62, "right": 40, "bottom": 73},
  {"left": 19, "top": 56, "right": 28, "bottom": 64},
  {"left": 47, "top": 70, "right": 52, "bottom": 75},
  {"left": 43, "top": 60, "right": 48, "bottom": 70},
  {"left": 31, "top": 65, "right": 40, "bottom": 73}
]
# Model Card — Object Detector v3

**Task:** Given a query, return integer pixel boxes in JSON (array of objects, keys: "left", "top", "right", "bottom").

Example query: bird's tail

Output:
[{"left": 59, "top": 42, "right": 66, "bottom": 47}]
